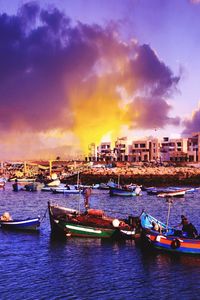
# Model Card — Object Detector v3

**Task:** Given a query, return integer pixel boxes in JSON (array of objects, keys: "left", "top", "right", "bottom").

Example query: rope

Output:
[{"left": 40, "top": 208, "right": 48, "bottom": 223}]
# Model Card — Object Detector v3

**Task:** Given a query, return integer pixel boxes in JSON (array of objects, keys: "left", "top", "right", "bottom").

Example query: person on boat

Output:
[
  {"left": 180, "top": 215, "right": 198, "bottom": 238},
  {"left": 152, "top": 221, "right": 162, "bottom": 233},
  {"left": 0, "top": 212, "right": 12, "bottom": 221},
  {"left": 83, "top": 187, "right": 92, "bottom": 210},
  {"left": 174, "top": 215, "right": 198, "bottom": 238}
]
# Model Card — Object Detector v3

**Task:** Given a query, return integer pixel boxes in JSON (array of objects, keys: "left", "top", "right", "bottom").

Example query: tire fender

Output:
[{"left": 171, "top": 238, "right": 181, "bottom": 249}]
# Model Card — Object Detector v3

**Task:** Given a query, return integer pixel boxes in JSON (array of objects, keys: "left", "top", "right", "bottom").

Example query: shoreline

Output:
[{"left": 64, "top": 166, "right": 200, "bottom": 186}]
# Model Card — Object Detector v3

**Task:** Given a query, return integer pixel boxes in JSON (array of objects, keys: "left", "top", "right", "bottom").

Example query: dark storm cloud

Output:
[
  {"left": 0, "top": 3, "right": 98, "bottom": 131},
  {"left": 128, "top": 96, "right": 180, "bottom": 130},
  {"left": 128, "top": 44, "right": 180, "bottom": 96},
  {"left": 0, "top": 2, "right": 180, "bottom": 134},
  {"left": 182, "top": 108, "right": 200, "bottom": 135}
]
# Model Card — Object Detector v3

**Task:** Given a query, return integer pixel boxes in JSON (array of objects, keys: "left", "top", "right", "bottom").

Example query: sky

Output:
[{"left": 0, "top": 0, "right": 200, "bottom": 160}]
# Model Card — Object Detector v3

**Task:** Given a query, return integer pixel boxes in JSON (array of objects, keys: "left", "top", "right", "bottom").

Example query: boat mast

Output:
[{"left": 166, "top": 198, "right": 173, "bottom": 231}]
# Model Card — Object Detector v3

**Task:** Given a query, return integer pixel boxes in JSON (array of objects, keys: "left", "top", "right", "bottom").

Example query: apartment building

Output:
[
  {"left": 128, "top": 138, "right": 160, "bottom": 162},
  {"left": 87, "top": 143, "right": 96, "bottom": 161},
  {"left": 97, "top": 142, "right": 112, "bottom": 161},
  {"left": 187, "top": 132, "right": 200, "bottom": 162},
  {"left": 160, "top": 137, "right": 188, "bottom": 162},
  {"left": 113, "top": 137, "right": 129, "bottom": 161},
  {"left": 88, "top": 132, "right": 200, "bottom": 163}
]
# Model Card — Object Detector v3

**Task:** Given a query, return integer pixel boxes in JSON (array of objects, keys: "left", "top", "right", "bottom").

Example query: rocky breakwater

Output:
[{"left": 74, "top": 166, "right": 200, "bottom": 186}]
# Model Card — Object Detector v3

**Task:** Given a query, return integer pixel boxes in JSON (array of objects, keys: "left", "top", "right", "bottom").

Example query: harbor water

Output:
[{"left": 1, "top": 183, "right": 200, "bottom": 299}]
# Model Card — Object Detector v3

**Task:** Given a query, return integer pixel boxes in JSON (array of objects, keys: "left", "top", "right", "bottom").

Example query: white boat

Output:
[
  {"left": 46, "top": 179, "right": 60, "bottom": 187},
  {"left": 52, "top": 185, "right": 82, "bottom": 194},
  {"left": 157, "top": 189, "right": 186, "bottom": 198}
]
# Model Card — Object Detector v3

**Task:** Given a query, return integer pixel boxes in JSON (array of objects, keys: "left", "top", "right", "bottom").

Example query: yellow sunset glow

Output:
[{"left": 69, "top": 77, "right": 131, "bottom": 153}]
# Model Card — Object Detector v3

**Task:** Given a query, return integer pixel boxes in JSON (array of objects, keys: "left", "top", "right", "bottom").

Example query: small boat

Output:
[
  {"left": 12, "top": 182, "right": 26, "bottom": 191},
  {"left": 0, "top": 213, "right": 40, "bottom": 231},
  {"left": 0, "top": 182, "right": 5, "bottom": 189},
  {"left": 157, "top": 189, "right": 186, "bottom": 198},
  {"left": 140, "top": 212, "right": 200, "bottom": 255},
  {"left": 9, "top": 177, "right": 36, "bottom": 182},
  {"left": 48, "top": 201, "right": 141, "bottom": 240},
  {"left": 41, "top": 179, "right": 62, "bottom": 192},
  {"left": 52, "top": 186, "right": 82, "bottom": 194},
  {"left": 24, "top": 182, "right": 38, "bottom": 192},
  {"left": 46, "top": 179, "right": 60, "bottom": 187},
  {"left": 109, "top": 185, "right": 142, "bottom": 197}
]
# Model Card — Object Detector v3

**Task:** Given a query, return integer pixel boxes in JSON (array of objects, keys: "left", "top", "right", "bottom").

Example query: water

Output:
[{"left": 1, "top": 183, "right": 200, "bottom": 299}]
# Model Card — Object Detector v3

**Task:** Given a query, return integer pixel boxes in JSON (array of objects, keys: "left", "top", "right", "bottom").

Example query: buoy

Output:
[{"left": 112, "top": 219, "right": 120, "bottom": 227}]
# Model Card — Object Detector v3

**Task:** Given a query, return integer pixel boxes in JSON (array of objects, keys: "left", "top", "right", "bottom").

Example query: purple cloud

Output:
[{"left": 182, "top": 107, "right": 200, "bottom": 135}]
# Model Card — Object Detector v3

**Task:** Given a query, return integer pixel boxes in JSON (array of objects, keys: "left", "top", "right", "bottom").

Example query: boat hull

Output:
[
  {"left": 0, "top": 218, "right": 40, "bottom": 231},
  {"left": 48, "top": 202, "right": 139, "bottom": 240},
  {"left": 52, "top": 188, "right": 81, "bottom": 194},
  {"left": 144, "top": 231, "right": 200, "bottom": 254},
  {"left": 141, "top": 212, "right": 200, "bottom": 255},
  {"left": 109, "top": 187, "right": 139, "bottom": 197}
]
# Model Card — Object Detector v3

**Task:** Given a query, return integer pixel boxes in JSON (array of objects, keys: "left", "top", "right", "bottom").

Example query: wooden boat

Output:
[
  {"left": 140, "top": 212, "right": 200, "bottom": 254},
  {"left": 48, "top": 201, "right": 141, "bottom": 239},
  {"left": 0, "top": 217, "right": 40, "bottom": 231}
]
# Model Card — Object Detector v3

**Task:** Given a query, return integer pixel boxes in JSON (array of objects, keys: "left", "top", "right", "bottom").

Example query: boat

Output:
[
  {"left": 41, "top": 179, "right": 62, "bottom": 192},
  {"left": 157, "top": 189, "right": 186, "bottom": 198},
  {"left": 48, "top": 201, "right": 141, "bottom": 240},
  {"left": 12, "top": 181, "right": 26, "bottom": 191},
  {"left": 109, "top": 185, "right": 142, "bottom": 197},
  {"left": 24, "top": 182, "right": 38, "bottom": 192},
  {"left": 140, "top": 211, "right": 200, "bottom": 254},
  {"left": 9, "top": 177, "right": 36, "bottom": 182},
  {"left": 52, "top": 186, "right": 82, "bottom": 194},
  {"left": 0, "top": 212, "right": 40, "bottom": 231},
  {"left": 0, "top": 181, "right": 5, "bottom": 189},
  {"left": 46, "top": 179, "right": 60, "bottom": 187}
]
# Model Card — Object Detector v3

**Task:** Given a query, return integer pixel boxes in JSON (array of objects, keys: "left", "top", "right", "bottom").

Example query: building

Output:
[
  {"left": 97, "top": 142, "right": 112, "bottom": 161},
  {"left": 187, "top": 132, "right": 200, "bottom": 162},
  {"left": 160, "top": 137, "right": 188, "bottom": 162},
  {"left": 87, "top": 143, "right": 96, "bottom": 161},
  {"left": 128, "top": 138, "right": 160, "bottom": 162},
  {"left": 87, "top": 132, "right": 200, "bottom": 163},
  {"left": 113, "top": 137, "right": 129, "bottom": 161}
]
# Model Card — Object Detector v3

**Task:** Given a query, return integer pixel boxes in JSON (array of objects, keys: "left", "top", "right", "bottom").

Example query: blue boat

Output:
[
  {"left": 140, "top": 211, "right": 200, "bottom": 255},
  {"left": 0, "top": 217, "right": 40, "bottom": 231},
  {"left": 109, "top": 186, "right": 142, "bottom": 197}
]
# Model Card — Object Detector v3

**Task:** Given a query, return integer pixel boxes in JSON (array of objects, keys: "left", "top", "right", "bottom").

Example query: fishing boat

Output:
[
  {"left": 48, "top": 201, "right": 141, "bottom": 240},
  {"left": 109, "top": 185, "right": 142, "bottom": 197},
  {"left": 0, "top": 212, "right": 40, "bottom": 231},
  {"left": 140, "top": 211, "right": 200, "bottom": 254}
]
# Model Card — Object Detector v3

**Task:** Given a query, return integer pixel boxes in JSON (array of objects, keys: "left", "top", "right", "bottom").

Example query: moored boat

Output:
[
  {"left": 157, "top": 189, "right": 186, "bottom": 198},
  {"left": 52, "top": 185, "right": 82, "bottom": 194},
  {"left": 0, "top": 212, "right": 40, "bottom": 231},
  {"left": 140, "top": 211, "right": 200, "bottom": 254},
  {"left": 109, "top": 185, "right": 142, "bottom": 197},
  {"left": 48, "top": 201, "right": 141, "bottom": 240}
]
